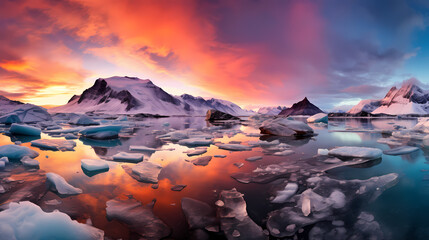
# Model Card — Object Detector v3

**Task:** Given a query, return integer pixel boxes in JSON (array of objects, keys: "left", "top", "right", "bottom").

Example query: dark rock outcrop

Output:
[
  {"left": 205, "top": 109, "right": 240, "bottom": 121},
  {"left": 278, "top": 97, "right": 323, "bottom": 116}
]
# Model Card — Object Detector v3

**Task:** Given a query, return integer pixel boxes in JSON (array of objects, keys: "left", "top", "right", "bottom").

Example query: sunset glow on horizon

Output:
[{"left": 1, "top": 0, "right": 429, "bottom": 110}]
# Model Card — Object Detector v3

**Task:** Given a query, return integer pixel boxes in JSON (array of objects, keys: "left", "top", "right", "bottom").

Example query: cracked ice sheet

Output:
[{"left": 266, "top": 173, "right": 398, "bottom": 238}]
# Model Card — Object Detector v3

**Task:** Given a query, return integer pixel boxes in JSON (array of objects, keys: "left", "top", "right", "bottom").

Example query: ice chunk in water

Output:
[
  {"left": 171, "top": 184, "right": 187, "bottom": 191},
  {"left": 123, "top": 161, "right": 162, "bottom": 183},
  {"left": 217, "top": 188, "right": 266, "bottom": 240},
  {"left": 328, "top": 146, "right": 382, "bottom": 159},
  {"left": 112, "top": 152, "right": 144, "bottom": 163},
  {"left": 273, "top": 150, "right": 295, "bottom": 156},
  {"left": 69, "top": 115, "right": 99, "bottom": 126},
  {"left": 271, "top": 183, "right": 298, "bottom": 203},
  {"left": 382, "top": 146, "right": 419, "bottom": 155},
  {"left": 46, "top": 172, "right": 82, "bottom": 196},
  {"left": 21, "top": 156, "right": 39, "bottom": 168},
  {"left": 31, "top": 139, "right": 76, "bottom": 151},
  {"left": 191, "top": 156, "right": 212, "bottom": 166},
  {"left": 259, "top": 117, "right": 314, "bottom": 136},
  {"left": 245, "top": 156, "right": 262, "bottom": 161},
  {"left": 307, "top": 113, "right": 328, "bottom": 124},
  {"left": 317, "top": 149, "right": 329, "bottom": 155},
  {"left": 178, "top": 138, "right": 213, "bottom": 147},
  {"left": 186, "top": 148, "right": 207, "bottom": 157},
  {"left": 79, "top": 125, "right": 122, "bottom": 140},
  {"left": 267, "top": 173, "right": 398, "bottom": 237},
  {"left": 9, "top": 123, "right": 41, "bottom": 136},
  {"left": 81, "top": 159, "right": 109, "bottom": 172},
  {"left": 106, "top": 198, "right": 170, "bottom": 239},
  {"left": 217, "top": 144, "right": 252, "bottom": 151},
  {"left": 181, "top": 197, "right": 218, "bottom": 229},
  {"left": 0, "top": 144, "right": 39, "bottom": 160},
  {"left": 129, "top": 145, "right": 157, "bottom": 153},
  {"left": 0, "top": 201, "right": 104, "bottom": 240}
]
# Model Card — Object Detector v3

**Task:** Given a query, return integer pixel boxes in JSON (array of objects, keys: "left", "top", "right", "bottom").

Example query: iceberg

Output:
[
  {"left": 112, "top": 152, "right": 144, "bottom": 163},
  {"left": 79, "top": 125, "right": 122, "bottom": 140},
  {"left": 259, "top": 117, "right": 314, "bottom": 136},
  {"left": 178, "top": 138, "right": 213, "bottom": 147},
  {"left": 81, "top": 159, "right": 109, "bottom": 172},
  {"left": 191, "top": 156, "right": 212, "bottom": 166},
  {"left": 123, "top": 161, "right": 162, "bottom": 183},
  {"left": 31, "top": 139, "right": 76, "bottom": 151},
  {"left": 46, "top": 172, "right": 82, "bottom": 195},
  {"left": 186, "top": 148, "right": 207, "bottom": 157},
  {"left": 0, "top": 144, "right": 39, "bottom": 160},
  {"left": 21, "top": 156, "right": 40, "bottom": 168},
  {"left": 328, "top": 146, "right": 382, "bottom": 159},
  {"left": 217, "top": 144, "right": 252, "bottom": 151},
  {"left": 9, "top": 123, "right": 41, "bottom": 136},
  {"left": 245, "top": 156, "right": 262, "bottom": 161},
  {"left": 306, "top": 113, "right": 328, "bottom": 123},
  {"left": 69, "top": 115, "right": 99, "bottom": 126},
  {"left": 0, "top": 201, "right": 103, "bottom": 240}
]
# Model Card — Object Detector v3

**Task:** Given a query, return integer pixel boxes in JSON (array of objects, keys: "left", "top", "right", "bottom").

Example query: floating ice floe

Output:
[
  {"left": 21, "top": 156, "right": 40, "bottom": 168},
  {"left": 328, "top": 146, "right": 382, "bottom": 159},
  {"left": 383, "top": 146, "right": 419, "bottom": 155},
  {"left": 81, "top": 159, "right": 109, "bottom": 172},
  {"left": 0, "top": 144, "right": 39, "bottom": 160},
  {"left": 185, "top": 147, "right": 207, "bottom": 157},
  {"left": 178, "top": 138, "right": 213, "bottom": 147},
  {"left": 259, "top": 117, "right": 314, "bottom": 136},
  {"left": 234, "top": 163, "right": 244, "bottom": 168},
  {"left": 308, "top": 211, "right": 383, "bottom": 240},
  {"left": 9, "top": 123, "right": 41, "bottom": 136},
  {"left": 181, "top": 197, "right": 218, "bottom": 230},
  {"left": 245, "top": 156, "right": 262, "bottom": 161},
  {"left": 31, "top": 139, "right": 76, "bottom": 151},
  {"left": 106, "top": 198, "right": 170, "bottom": 239},
  {"left": 247, "top": 140, "right": 280, "bottom": 147},
  {"left": 122, "top": 161, "right": 162, "bottom": 183},
  {"left": 64, "top": 133, "right": 78, "bottom": 139},
  {"left": 217, "top": 188, "right": 266, "bottom": 240},
  {"left": 79, "top": 125, "right": 122, "bottom": 140},
  {"left": 214, "top": 155, "right": 227, "bottom": 158},
  {"left": 217, "top": 144, "right": 252, "bottom": 151},
  {"left": 129, "top": 145, "right": 157, "bottom": 153},
  {"left": 273, "top": 149, "right": 295, "bottom": 156},
  {"left": 266, "top": 173, "right": 398, "bottom": 238},
  {"left": 191, "top": 156, "right": 212, "bottom": 166},
  {"left": 112, "top": 152, "right": 144, "bottom": 163},
  {"left": 412, "top": 118, "right": 429, "bottom": 133},
  {"left": 69, "top": 115, "right": 99, "bottom": 126},
  {"left": 317, "top": 149, "right": 329, "bottom": 155},
  {"left": 0, "top": 201, "right": 104, "bottom": 240},
  {"left": 392, "top": 130, "right": 426, "bottom": 140},
  {"left": 271, "top": 183, "right": 298, "bottom": 203},
  {"left": 46, "top": 172, "right": 82, "bottom": 195},
  {"left": 307, "top": 113, "right": 328, "bottom": 124}
]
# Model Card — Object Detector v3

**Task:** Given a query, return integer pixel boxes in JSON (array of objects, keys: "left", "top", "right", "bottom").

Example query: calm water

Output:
[{"left": 1, "top": 116, "right": 429, "bottom": 239}]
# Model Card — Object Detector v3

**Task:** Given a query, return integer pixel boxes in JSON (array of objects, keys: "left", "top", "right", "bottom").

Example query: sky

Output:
[{"left": 1, "top": 0, "right": 429, "bottom": 110}]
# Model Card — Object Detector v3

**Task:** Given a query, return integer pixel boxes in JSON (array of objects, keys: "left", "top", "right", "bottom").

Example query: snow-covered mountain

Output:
[
  {"left": 51, "top": 76, "right": 253, "bottom": 116},
  {"left": 278, "top": 97, "right": 324, "bottom": 116},
  {"left": 348, "top": 81, "right": 429, "bottom": 115},
  {"left": 257, "top": 106, "right": 288, "bottom": 115}
]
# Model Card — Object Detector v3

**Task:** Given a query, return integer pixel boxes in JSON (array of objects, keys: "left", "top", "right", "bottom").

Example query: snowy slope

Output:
[
  {"left": 347, "top": 99, "right": 381, "bottom": 114},
  {"left": 257, "top": 106, "right": 288, "bottom": 115},
  {"left": 51, "top": 76, "right": 252, "bottom": 116},
  {"left": 0, "top": 95, "right": 52, "bottom": 123},
  {"left": 348, "top": 80, "right": 429, "bottom": 115}
]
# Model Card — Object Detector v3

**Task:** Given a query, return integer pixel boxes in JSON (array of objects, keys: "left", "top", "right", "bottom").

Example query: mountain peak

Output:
[{"left": 278, "top": 97, "right": 323, "bottom": 116}]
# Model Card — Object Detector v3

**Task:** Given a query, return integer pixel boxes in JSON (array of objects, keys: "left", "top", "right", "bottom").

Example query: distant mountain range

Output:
[
  {"left": 51, "top": 76, "right": 253, "bottom": 116},
  {"left": 257, "top": 106, "right": 288, "bottom": 115},
  {"left": 278, "top": 97, "right": 324, "bottom": 116},
  {"left": 348, "top": 81, "right": 429, "bottom": 115}
]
